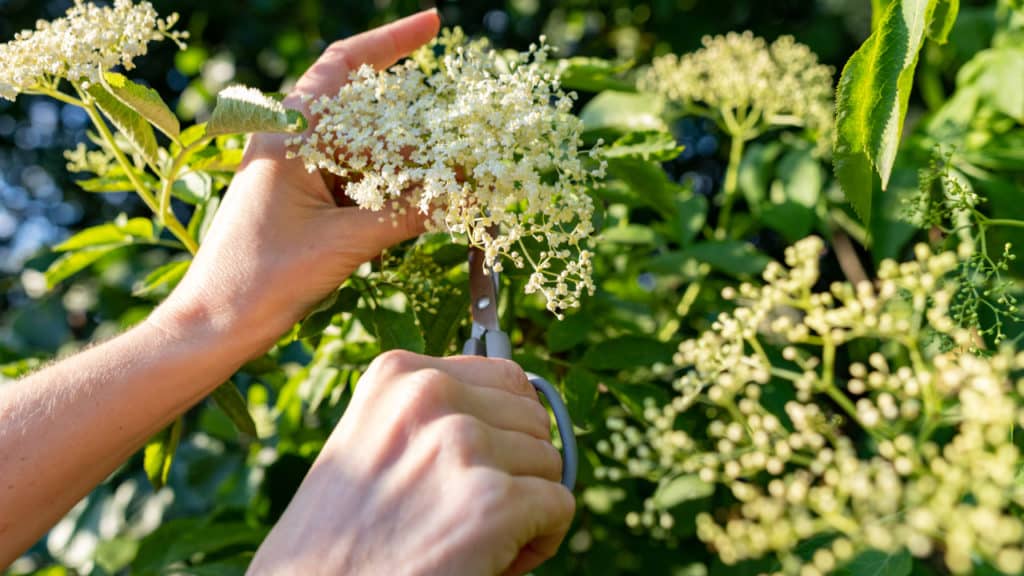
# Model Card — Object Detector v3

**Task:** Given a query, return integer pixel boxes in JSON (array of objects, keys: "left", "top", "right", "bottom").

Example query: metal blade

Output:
[{"left": 468, "top": 246, "right": 500, "bottom": 332}]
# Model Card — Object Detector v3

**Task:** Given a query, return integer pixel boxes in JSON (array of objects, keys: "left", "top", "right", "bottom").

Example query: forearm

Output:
[{"left": 0, "top": 311, "right": 258, "bottom": 566}]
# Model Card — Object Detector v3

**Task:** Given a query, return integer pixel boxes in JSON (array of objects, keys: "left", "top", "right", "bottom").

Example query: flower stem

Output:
[
  {"left": 76, "top": 90, "right": 199, "bottom": 255},
  {"left": 715, "top": 134, "right": 746, "bottom": 239}
]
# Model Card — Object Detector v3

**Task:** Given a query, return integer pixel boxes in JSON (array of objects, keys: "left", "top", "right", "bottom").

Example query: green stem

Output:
[
  {"left": 715, "top": 134, "right": 746, "bottom": 239},
  {"left": 159, "top": 137, "right": 212, "bottom": 229},
  {"left": 980, "top": 218, "right": 1024, "bottom": 230},
  {"left": 76, "top": 89, "right": 199, "bottom": 255}
]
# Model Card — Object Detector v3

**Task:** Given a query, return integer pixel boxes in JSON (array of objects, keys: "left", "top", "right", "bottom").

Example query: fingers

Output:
[
  {"left": 369, "top": 350, "right": 536, "bottom": 401},
  {"left": 289, "top": 9, "right": 441, "bottom": 102},
  {"left": 459, "top": 384, "right": 551, "bottom": 441},
  {"left": 483, "top": 426, "right": 562, "bottom": 482},
  {"left": 501, "top": 478, "right": 576, "bottom": 576}
]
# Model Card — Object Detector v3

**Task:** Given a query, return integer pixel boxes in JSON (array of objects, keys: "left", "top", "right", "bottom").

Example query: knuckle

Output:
[
  {"left": 436, "top": 414, "right": 488, "bottom": 466},
  {"left": 369, "top": 349, "right": 421, "bottom": 378},
  {"left": 491, "top": 358, "right": 532, "bottom": 397},
  {"left": 398, "top": 367, "right": 453, "bottom": 416}
]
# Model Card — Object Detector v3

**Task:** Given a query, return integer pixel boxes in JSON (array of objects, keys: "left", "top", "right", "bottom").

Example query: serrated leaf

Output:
[
  {"left": 652, "top": 474, "right": 714, "bottom": 509},
  {"left": 54, "top": 217, "right": 153, "bottom": 252},
  {"left": 44, "top": 246, "right": 121, "bottom": 288},
  {"left": 927, "top": 0, "right": 959, "bottom": 43},
  {"left": 210, "top": 381, "right": 257, "bottom": 438},
  {"left": 102, "top": 72, "right": 180, "bottom": 141},
  {"left": 206, "top": 85, "right": 307, "bottom": 137},
  {"left": 171, "top": 170, "right": 213, "bottom": 204},
  {"left": 134, "top": 259, "right": 190, "bottom": 297},
  {"left": 143, "top": 418, "right": 182, "bottom": 490},
  {"left": 87, "top": 83, "right": 159, "bottom": 167},
  {"left": 74, "top": 175, "right": 136, "bottom": 193},
  {"left": 370, "top": 305, "right": 425, "bottom": 354},
  {"left": 833, "top": 0, "right": 940, "bottom": 226},
  {"left": 602, "top": 131, "right": 685, "bottom": 162}
]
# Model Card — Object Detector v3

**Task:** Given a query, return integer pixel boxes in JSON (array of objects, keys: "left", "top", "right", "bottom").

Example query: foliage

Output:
[{"left": 1, "top": 1, "right": 1023, "bottom": 576}]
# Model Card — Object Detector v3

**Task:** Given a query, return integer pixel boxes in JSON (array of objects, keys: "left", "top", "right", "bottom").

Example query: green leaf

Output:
[
  {"left": 668, "top": 195, "right": 708, "bottom": 247},
  {"left": 418, "top": 283, "right": 469, "bottom": 356},
  {"left": 955, "top": 48, "right": 1024, "bottom": 123},
  {"left": 555, "top": 57, "right": 635, "bottom": 92},
  {"left": 206, "top": 85, "right": 307, "bottom": 137},
  {"left": 45, "top": 246, "right": 121, "bottom": 288},
  {"left": 546, "top": 312, "right": 594, "bottom": 353},
  {"left": 646, "top": 241, "right": 771, "bottom": 278},
  {"left": 101, "top": 71, "right": 181, "bottom": 141},
  {"left": 94, "top": 537, "right": 139, "bottom": 574},
  {"left": 143, "top": 418, "right": 182, "bottom": 490},
  {"left": 580, "top": 91, "right": 666, "bottom": 140},
  {"left": 370, "top": 305, "right": 425, "bottom": 353},
  {"left": 564, "top": 367, "right": 599, "bottom": 424},
  {"left": 652, "top": 474, "right": 714, "bottom": 509},
  {"left": 74, "top": 175, "right": 136, "bottom": 193},
  {"left": 599, "top": 224, "right": 659, "bottom": 245},
  {"left": 187, "top": 195, "right": 220, "bottom": 244},
  {"left": 171, "top": 170, "right": 213, "bottom": 204},
  {"left": 87, "top": 83, "right": 159, "bottom": 167},
  {"left": 297, "top": 286, "right": 361, "bottom": 340},
  {"left": 134, "top": 259, "right": 190, "bottom": 297},
  {"left": 604, "top": 158, "right": 681, "bottom": 219},
  {"left": 834, "top": 548, "right": 912, "bottom": 576},
  {"left": 54, "top": 217, "right": 153, "bottom": 252},
  {"left": 927, "top": 0, "right": 959, "bottom": 43},
  {"left": 132, "top": 518, "right": 266, "bottom": 576},
  {"left": 833, "top": 0, "right": 938, "bottom": 225},
  {"left": 210, "top": 381, "right": 258, "bottom": 438},
  {"left": 602, "top": 131, "right": 684, "bottom": 162},
  {"left": 581, "top": 335, "right": 675, "bottom": 371}
]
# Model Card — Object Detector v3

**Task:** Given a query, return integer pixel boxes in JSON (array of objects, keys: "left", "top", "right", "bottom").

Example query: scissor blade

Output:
[{"left": 468, "top": 247, "right": 500, "bottom": 332}]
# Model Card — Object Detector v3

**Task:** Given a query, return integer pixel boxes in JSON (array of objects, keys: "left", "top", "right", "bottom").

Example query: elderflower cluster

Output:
[
  {"left": 289, "top": 29, "right": 605, "bottom": 315},
  {"left": 0, "top": 0, "right": 186, "bottom": 101},
  {"left": 598, "top": 236, "right": 1024, "bottom": 575},
  {"left": 639, "top": 32, "right": 834, "bottom": 154},
  {"left": 378, "top": 244, "right": 457, "bottom": 317}
]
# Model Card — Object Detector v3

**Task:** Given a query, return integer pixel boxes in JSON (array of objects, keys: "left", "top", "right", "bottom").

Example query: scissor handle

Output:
[{"left": 527, "top": 373, "right": 578, "bottom": 491}]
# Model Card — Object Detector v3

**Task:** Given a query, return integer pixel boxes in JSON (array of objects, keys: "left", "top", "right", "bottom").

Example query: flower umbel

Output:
[
  {"left": 639, "top": 32, "right": 834, "bottom": 154},
  {"left": 0, "top": 0, "right": 187, "bottom": 101},
  {"left": 289, "top": 29, "right": 605, "bottom": 315},
  {"left": 599, "top": 236, "right": 1024, "bottom": 575}
]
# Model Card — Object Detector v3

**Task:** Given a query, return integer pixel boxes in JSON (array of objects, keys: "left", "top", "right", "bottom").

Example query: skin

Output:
[{"left": 0, "top": 9, "right": 574, "bottom": 575}]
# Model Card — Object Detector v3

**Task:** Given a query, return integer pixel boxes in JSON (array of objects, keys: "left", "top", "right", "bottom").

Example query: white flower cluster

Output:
[
  {"left": 0, "top": 0, "right": 186, "bottom": 101},
  {"left": 289, "top": 29, "right": 605, "bottom": 315},
  {"left": 639, "top": 32, "right": 833, "bottom": 154},
  {"left": 599, "top": 236, "right": 1024, "bottom": 575}
]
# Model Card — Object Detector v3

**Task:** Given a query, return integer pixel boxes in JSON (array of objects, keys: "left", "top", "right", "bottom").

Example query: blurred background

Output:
[{"left": 0, "top": 0, "right": 1004, "bottom": 574}]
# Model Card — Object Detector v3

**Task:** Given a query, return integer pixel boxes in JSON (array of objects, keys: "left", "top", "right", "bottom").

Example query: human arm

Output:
[{"left": 0, "top": 9, "right": 441, "bottom": 565}]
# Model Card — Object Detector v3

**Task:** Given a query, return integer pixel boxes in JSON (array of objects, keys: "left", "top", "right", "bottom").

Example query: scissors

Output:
[{"left": 461, "top": 247, "right": 578, "bottom": 491}]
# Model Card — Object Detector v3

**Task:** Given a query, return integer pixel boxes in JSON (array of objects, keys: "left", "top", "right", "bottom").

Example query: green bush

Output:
[{"left": 2, "top": 1, "right": 1023, "bottom": 575}]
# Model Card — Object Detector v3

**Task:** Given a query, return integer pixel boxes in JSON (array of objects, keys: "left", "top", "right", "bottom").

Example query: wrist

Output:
[{"left": 146, "top": 290, "right": 276, "bottom": 369}]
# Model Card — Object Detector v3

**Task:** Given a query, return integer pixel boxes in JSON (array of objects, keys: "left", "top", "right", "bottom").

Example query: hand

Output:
[
  {"left": 150, "top": 10, "right": 441, "bottom": 354},
  {"left": 248, "top": 351, "right": 575, "bottom": 576}
]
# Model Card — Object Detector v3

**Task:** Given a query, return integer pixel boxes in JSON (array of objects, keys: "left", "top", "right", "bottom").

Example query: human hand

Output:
[
  {"left": 150, "top": 10, "right": 441, "bottom": 354},
  {"left": 247, "top": 351, "right": 575, "bottom": 576}
]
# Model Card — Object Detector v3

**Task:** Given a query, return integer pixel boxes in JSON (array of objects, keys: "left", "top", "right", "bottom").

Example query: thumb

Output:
[{"left": 328, "top": 202, "right": 430, "bottom": 259}]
